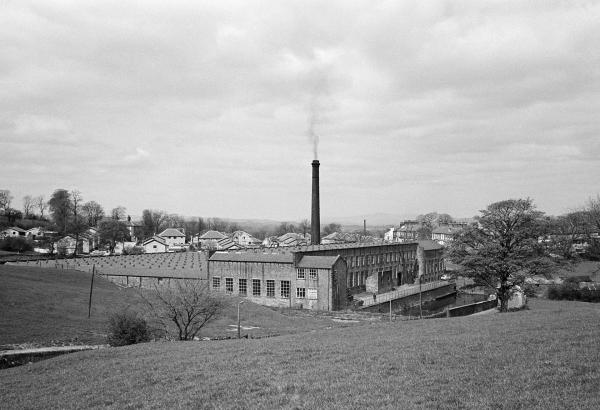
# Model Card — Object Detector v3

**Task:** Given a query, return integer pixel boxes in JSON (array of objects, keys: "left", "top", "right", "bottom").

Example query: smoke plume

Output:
[{"left": 308, "top": 97, "right": 319, "bottom": 160}]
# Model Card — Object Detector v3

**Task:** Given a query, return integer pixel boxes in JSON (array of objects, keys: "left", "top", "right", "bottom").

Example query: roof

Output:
[
  {"left": 158, "top": 228, "right": 185, "bottom": 237},
  {"left": 297, "top": 255, "right": 340, "bottom": 269},
  {"left": 200, "top": 230, "right": 226, "bottom": 240},
  {"left": 418, "top": 240, "right": 444, "bottom": 251},
  {"left": 143, "top": 235, "right": 167, "bottom": 246},
  {"left": 209, "top": 252, "right": 294, "bottom": 264},
  {"left": 5, "top": 227, "right": 26, "bottom": 233}
]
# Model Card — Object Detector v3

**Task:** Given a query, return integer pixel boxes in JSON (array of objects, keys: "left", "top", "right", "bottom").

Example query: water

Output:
[{"left": 400, "top": 292, "right": 488, "bottom": 317}]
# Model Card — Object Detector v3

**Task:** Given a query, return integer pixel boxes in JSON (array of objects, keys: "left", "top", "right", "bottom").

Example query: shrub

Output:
[
  {"left": 123, "top": 246, "right": 144, "bottom": 255},
  {"left": 547, "top": 284, "right": 600, "bottom": 303},
  {"left": 107, "top": 310, "right": 150, "bottom": 347},
  {"left": 0, "top": 237, "right": 33, "bottom": 253}
]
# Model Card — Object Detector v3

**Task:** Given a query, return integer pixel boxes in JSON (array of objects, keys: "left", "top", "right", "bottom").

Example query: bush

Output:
[
  {"left": 107, "top": 310, "right": 150, "bottom": 347},
  {"left": 0, "top": 237, "right": 33, "bottom": 252},
  {"left": 122, "top": 246, "right": 144, "bottom": 255},
  {"left": 547, "top": 284, "right": 600, "bottom": 303}
]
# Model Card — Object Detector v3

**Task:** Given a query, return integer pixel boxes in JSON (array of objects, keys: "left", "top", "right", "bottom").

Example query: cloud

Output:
[{"left": 1, "top": 1, "right": 599, "bottom": 219}]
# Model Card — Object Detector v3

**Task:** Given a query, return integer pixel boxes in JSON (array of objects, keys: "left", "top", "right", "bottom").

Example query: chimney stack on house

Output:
[{"left": 311, "top": 160, "right": 321, "bottom": 245}]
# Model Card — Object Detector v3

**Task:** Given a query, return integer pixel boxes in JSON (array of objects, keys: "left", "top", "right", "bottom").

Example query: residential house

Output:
[
  {"left": 231, "top": 230, "right": 262, "bottom": 247},
  {"left": 142, "top": 236, "right": 168, "bottom": 253},
  {"left": 196, "top": 230, "right": 227, "bottom": 249},
  {"left": 55, "top": 235, "right": 91, "bottom": 255},
  {"left": 157, "top": 228, "right": 186, "bottom": 247},
  {"left": 1, "top": 226, "right": 27, "bottom": 239},
  {"left": 276, "top": 232, "right": 311, "bottom": 247},
  {"left": 431, "top": 225, "right": 464, "bottom": 245}
]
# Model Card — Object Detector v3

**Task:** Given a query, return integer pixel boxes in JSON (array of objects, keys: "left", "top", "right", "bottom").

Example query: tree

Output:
[
  {"left": 82, "top": 201, "right": 105, "bottom": 227},
  {"left": 35, "top": 195, "right": 48, "bottom": 219},
  {"left": 142, "top": 209, "right": 168, "bottom": 238},
  {"left": 22, "top": 195, "right": 34, "bottom": 218},
  {"left": 322, "top": 223, "right": 341, "bottom": 236},
  {"left": 48, "top": 189, "right": 73, "bottom": 234},
  {"left": 416, "top": 212, "right": 437, "bottom": 240},
  {"left": 0, "top": 190, "right": 13, "bottom": 212},
  {"left": 111, "top": 206, "right": 126, "bottom": 221},
  {"left": 299, "top": 219, "right": 310, "bottom": 236},
  {"left": 4, "top": 208, "right": 22, "bottom": 224},
  {"left": 98, "top": 219, "right": 130, "bottom": 254},
  {"left": 142, "top": 280, "right": 226, "bottom": 341},
  {"left": 447, "top": 199, "right": 553, "bottom": 312}
]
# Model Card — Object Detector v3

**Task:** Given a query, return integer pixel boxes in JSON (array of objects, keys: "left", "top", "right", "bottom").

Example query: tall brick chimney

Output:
[{"left": 311, "top": 160, "right": 321, "bottom": 245}]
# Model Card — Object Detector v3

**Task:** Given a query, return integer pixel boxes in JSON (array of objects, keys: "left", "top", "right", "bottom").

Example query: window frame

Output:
[
  {"left": 266, "top": 280, "right": 275, "bottom": 297},
  {"left": 297, "top": 268, "right": 305, "bottom": 280},
  {"left": 280, "top": 280, "right": 290, "bottom": 298},
  {"left": 212, "top": 276, "right": 221, "bottom": 290},
  {"left": 252, "top": 279, "right": 261, "bottom": 296},
  {"left": 296, "top": 287, "right": 306, "bottom": 299},
  {"left": 225, "top": 277, "right": 234, "bottom": 293},
  {"left": 238, "top": 278, "right": 247, "bottom": 296}
]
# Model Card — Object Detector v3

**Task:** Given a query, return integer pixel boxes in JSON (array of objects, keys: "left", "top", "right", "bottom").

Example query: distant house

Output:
[
  {"left": 55, "top": 235, "right": 91, "bottom": 255},
  {"left": 157, "top": 228, "right": 186, "bottom": 247},
  {"left": 196, "top": 230, "right": 227, "bottom": 249},
  {"left": 124, "top": 216, "right": 142, "bottom": 243},
  {"left": 231, "top": 230, "right": 262, "bottom": 247},
  {"left": 142, "top": 236, "right": 168, "bottom": 253},
  {"left": 432, "top": 225, "right": 464, "bottom": 245},
  {"left": 216, "top": 237, "right": 242, "bottom": 251},
  {"left": 395, "top": 221, "right": 422, "bottom": 241},
  {"left": 25, "top": 227, "right": 46, "bottom": 240},
  {"left": 276, "top": 232, "right": 311, "bottom": 247},
  {"left": 1, "top": 226, "right": 27, "bottom": 239}
]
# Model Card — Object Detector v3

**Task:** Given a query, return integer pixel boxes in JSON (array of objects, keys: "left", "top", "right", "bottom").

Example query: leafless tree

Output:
[
  {"left": 111, "top": 206, "right": 126, "bottom": 221},
  {"left": 22, "top": 195, "right": 34, "bottom": 218},
  {"left": 141, "top": 280, "right": 226, "bottom": 341},
  {"left": 82, "top": 201, "right": 105, "bottom": 226},
  {"left": 0, "top": 189, "right": 13, "bottom": 212},
  {"left": 35, "top": 195, "right": 48, "bottom": 218}
]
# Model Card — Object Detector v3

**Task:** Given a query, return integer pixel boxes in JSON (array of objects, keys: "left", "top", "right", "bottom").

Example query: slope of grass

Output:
[
  {"left": 1, "top": 298, "right": 599, "bottom": 409},
  {"left": 0, "top": 265, "right": 146, "bottom": 346},
  {"left": 0, "top": 265, "right": 365, "bottom": 347}
]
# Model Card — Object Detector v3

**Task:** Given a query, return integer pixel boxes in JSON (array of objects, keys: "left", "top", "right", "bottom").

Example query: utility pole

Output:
[
  {"left": 389, "top": 299, "right": 392, "bottom": 322},
  {"left": 237, "top": 300, "right": 244, "bottom": 339},
  {"left": 419, "top": 277, "right": 423, "bottom": 319},
  {"left": 88, "top": 265, "right": 95, "bottom": 318}
]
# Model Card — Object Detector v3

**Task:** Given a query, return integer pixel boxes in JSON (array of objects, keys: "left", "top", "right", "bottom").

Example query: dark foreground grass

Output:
[
  {"left": 1, "top": 298, "right": 599, "bottom": 409},
  {"left": 0, "top": 265, "right": 362, "bottom": 347}
]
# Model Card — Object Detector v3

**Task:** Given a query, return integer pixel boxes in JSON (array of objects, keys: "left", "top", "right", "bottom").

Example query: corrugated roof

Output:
[
  {"left": 209, "top": 252, "right": 294, "bottom": 264},
  {"left": 143, "top": 235, "right": 167, "bottom": 245},
  {"left": 158, "top": 228, "right": 185, "bottom": 237},
  {"left": 297, "top": 255, "right": 340, "bottom": 269},
  {"left": 200, "top": 230, "right": 226, "bottom": 240}
]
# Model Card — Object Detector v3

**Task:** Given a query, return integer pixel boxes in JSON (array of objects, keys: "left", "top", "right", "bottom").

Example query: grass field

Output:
[
  {"left": 0, "top": 265, "right": 370, "bottom": 347},
  {"left": 1, "top": 298, "right": 599, "bottom": 409}
]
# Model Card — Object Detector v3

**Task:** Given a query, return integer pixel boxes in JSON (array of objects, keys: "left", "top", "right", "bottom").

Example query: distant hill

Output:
[{"left": 322, "top": 213, "right": 415, "bottom": 227}]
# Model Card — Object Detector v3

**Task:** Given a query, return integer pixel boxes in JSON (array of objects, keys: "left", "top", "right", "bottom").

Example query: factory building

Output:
[{"left": 208, "top": 241, "right": 442, "bottom": 311}]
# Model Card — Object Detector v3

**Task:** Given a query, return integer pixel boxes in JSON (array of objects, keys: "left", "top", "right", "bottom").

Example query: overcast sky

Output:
[{"left": 2, "top": 0, "right": 599, "bottom": 222}]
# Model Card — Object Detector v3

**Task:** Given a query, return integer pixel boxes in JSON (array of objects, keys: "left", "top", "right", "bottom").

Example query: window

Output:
[
  {"left": 252, "top": 279, "right": 261, "bottom": 296},
  {"left": 297, "top": 268, "right": 305, "bottom": 279},
  {"left": 280, "top": 281, "right": 290, "bottom": 298},
  {"left": 309, "top": 268, "right": 318, "bottom": 280},
  {"left": 266, "top": 280, "right": 275, "bottom": 297},
  {"left": 296, "top": 287, "right": 306, "bottom": 298},
  {"left": 212, "top": 277, "right": 221, "bottom": 290},
  {"left": 153, "top": 245, "right": 157, "bottom": 249},
  {"left": 225, "top": 277, "right": 233, "bottom": 293},
  {"left": 239, "top": 279, "right": 247, "bottom": 296}
]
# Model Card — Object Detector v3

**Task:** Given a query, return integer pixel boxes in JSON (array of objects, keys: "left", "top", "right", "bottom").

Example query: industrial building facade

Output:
[{"left": 208, "top": 241, "right": 444, "bottom": 311}]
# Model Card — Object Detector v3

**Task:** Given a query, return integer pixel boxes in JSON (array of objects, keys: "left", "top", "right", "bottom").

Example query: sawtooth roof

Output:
[
  {"left": 209, "top": 252, "right": 294, "bottom": 264},
  {"left": 297, "top": 255, "right": 340, "bottom": 269}
]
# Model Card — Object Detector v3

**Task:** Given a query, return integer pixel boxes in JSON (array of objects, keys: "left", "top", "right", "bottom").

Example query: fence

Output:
[
  {"left": 446, "top": 299, "right": 498, "bottom": 317},
  {"left": 360, "top": 281, "right": 449, "bottom": 307}
]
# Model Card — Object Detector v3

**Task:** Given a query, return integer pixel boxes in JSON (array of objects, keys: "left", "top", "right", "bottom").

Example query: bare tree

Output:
[
  {"left": 142, "top": 280, "right": 226, "bottom": 341},
  {"left": 111, "top": 206, "right": 126, "bottom": 221},
  {"left": 299, "top": 219, "right": 310, "bottom": 236},
  {"left": 35, "top": 195, "right": 48, "bottom": 219},
  {"left": 22, "top": 195, "right": 34, "bottom": 218},
  {"left": 82, "top": 201, "right": 105, "bottom": 227},
  {"left": 142, "top": 209, "right": 168, "bottom": 238},
  {"left": 0, "top": 189, "right": 13, "bottom": 212}
]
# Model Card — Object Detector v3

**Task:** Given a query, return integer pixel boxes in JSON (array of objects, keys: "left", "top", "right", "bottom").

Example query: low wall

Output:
[
  {"left": 447, "top": 299, "right": 498, "bottom": 317},
  {"left": 361, "top": 284, "right": 455, "bottom": 314}
]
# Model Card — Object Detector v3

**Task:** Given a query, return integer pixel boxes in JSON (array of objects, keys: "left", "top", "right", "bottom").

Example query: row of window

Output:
[
  {"left": 296, "top": 268, "right": 318, "bottom": 280},
  {"left": 212, "top": 277, "right": 308, "bottom": 299},
  {"left": 347, "top": 251, "right": 415, "bottom": 268}
]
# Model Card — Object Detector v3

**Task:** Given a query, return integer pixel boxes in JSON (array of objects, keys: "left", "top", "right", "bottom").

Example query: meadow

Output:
[
  {"left": 1, "top": 297, "right": 599, "bottom": 409},
  {"left": 0, "top": 265, "right": 370, "bottom": 347}
]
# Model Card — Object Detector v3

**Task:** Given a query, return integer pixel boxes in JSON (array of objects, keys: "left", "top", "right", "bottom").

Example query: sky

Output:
[{"left": 1, "top": 0, "right": 600, "bottom": 222}]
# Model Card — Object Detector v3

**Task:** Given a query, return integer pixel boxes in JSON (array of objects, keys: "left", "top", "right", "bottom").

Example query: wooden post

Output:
[
  {"left": 389, "top": 299, "right": 392, "bottom": 322},
  {"left": 419, "top": 277, "right": 423, "bottom": 319},
  {"left": 88, "top": 265, "right": 95, "bottom": 318}
]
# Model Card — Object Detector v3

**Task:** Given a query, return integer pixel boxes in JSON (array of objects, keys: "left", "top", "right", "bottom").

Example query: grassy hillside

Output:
[
  {"left": 1, "top": 298, "right": 599, "bottom": 409},
  {"left": 0, "top": 265, "right": 145, "bottom": 346},
  {"left": 0, "top": 266, "right": 367, "bottom": 347}
]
